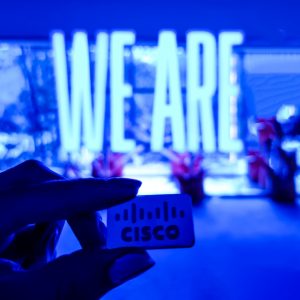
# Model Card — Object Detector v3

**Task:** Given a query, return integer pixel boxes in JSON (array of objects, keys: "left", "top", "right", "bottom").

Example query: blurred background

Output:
[{"left": 1, "top": 0, "right": 300, "bottom": 299}]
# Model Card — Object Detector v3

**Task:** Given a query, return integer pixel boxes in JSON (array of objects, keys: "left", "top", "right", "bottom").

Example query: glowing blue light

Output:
[
  {"left": 151, "top": 31, "right": 185, "bottom": 152},
  {"left": 218, "top": 32, "right": 244, "bottom": 153},
  {"left": 186, "top": 31, "right": 217, "bottom": 153},
  {"left": 110, "top": 31, "right": 136, "bottom": 152},
  {"left": 52, "top": 31, "right": 109, "bottom": 153}
]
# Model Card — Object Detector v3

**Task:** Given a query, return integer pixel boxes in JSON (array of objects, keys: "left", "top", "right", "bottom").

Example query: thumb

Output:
[
  {"left": 32, "top": 247, "right": 155, "bottom": 300},
  {"left": 0, "top": 248, "right": 154, "bottom": 300}
]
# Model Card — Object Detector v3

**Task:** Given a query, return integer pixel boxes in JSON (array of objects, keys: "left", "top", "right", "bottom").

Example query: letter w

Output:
[{"left": 52, "top": 31, "right": 108, "bottom": 153}]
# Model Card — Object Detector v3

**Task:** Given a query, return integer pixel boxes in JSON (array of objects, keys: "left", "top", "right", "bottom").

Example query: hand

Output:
[{"left": 0, "top": 160, "right": 154, "bottom": 300}]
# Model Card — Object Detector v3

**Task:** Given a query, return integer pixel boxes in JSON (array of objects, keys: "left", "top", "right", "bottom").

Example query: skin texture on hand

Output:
[{"left": 0, "top": 160, "right": 154, "bottom": 300}]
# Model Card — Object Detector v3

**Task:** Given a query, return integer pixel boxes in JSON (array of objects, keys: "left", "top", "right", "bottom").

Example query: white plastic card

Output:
[{"left": 107, "top": 194, "right": 195, "bottom": 249}]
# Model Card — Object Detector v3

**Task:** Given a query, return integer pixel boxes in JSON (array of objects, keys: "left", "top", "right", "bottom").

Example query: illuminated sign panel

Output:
[{"left": 52, "top": 30, "right": 244, "bottom": 154}]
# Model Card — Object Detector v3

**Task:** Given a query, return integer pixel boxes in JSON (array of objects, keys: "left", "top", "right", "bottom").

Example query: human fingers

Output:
[
  {"left": 39, "top": 247, "right": 155, "bottom": 300},
  {"left": 0, "top": 160, "right": 63, "bottom": 191},
  {"left": 0, "top": 258, "right": 23, "bottom": 275},
  {"left": 0, "top": 160, "right": 106, "bottom": 259},
  {"left": 0, "top": 177, "right": 141, "bottom": 236},
  {"left": 0, "top": 221, "right": 64, "bottom": 269},
  {"left": 0, "top": 248, "right": 154, "bottom": 300},
  {"left": 7, "top": 213, "right": 104, "bottom": 271},
  {"left": 68, "top": 212, "right": 107, "bottom": 249},
  {"left": 0, "top": 160, "right": 116, "bottom": 265},
  {"left": 0, "top": 160, "right": 66, "bottom": 259}
]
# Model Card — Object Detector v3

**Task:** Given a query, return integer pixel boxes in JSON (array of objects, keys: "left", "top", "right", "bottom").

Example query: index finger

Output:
[
  {"left": 0, "top": 160, "right": 63, "bottom": 191},
  {"left": 0, "top": 178, "right": 141, "bottom": 236}
]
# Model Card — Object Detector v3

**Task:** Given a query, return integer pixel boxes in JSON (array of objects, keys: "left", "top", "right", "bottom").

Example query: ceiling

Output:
[{"left": 1, "top": 0, "right": 300, "bottom": 45}]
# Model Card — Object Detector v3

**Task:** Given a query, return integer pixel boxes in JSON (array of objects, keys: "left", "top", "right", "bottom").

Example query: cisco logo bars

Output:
[{"left": 107, "top": 194, "right": 195, "bottom": 249}]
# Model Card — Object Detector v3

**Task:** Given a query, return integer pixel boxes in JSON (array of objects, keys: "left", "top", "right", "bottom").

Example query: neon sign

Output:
[{"left": 52, "top": 30, "right": 244, "bottom": 154}]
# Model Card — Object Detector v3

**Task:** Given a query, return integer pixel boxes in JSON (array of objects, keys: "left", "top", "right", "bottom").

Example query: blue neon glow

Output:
[
  {"left": 218, "top": 31, "right": 244, "bottom": 153},
  {"left": 110, "top": 31, "right": 136, "bottom": 152},
  {"left": 187, "top": 31, "right": 217, "bottom": 153},
  {"left": 151, "top": 31, "right": 186, "bottom": 152}
]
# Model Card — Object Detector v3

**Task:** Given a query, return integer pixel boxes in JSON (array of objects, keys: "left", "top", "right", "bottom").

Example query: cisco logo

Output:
[
  {"left": 107, "top": 194, "right": 195, "bottom": 249},
  {"left": 121, "top": 225, "right": 180, "bottom": 242},
  {"left": 112, "top": 202, "right": 185, "bottom": 242}
]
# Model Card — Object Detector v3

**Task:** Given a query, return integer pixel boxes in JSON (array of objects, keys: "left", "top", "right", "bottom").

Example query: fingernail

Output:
[
  {"left": 109, "top": 252, "right": 154, "bottom": 285},
  {"left": 108, "top": 178, "right": 142, "bottom": 190}
]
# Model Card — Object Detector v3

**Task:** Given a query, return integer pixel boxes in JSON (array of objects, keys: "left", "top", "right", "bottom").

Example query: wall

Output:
[{"left": 1, "top": 0, "right": 300, "bottom": 43}]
